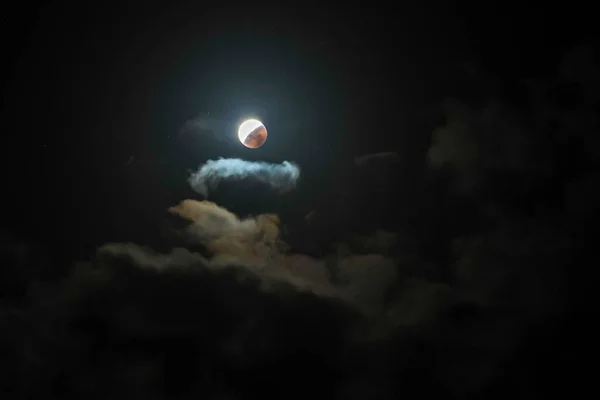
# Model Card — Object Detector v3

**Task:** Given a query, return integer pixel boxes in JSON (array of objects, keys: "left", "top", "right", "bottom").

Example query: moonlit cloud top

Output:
[{"left": 188, "top": 158, "right": 300, "bottom": 197}]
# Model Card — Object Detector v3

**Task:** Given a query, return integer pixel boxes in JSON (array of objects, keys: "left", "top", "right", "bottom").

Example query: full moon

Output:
[{"left": 238, "top": 119, "right": 268, "bottom": 148}]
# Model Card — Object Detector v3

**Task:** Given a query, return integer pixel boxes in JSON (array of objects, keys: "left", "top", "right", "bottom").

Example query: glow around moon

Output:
[{"left": 238, "top": 119, "right": 268, "bottom": 149}]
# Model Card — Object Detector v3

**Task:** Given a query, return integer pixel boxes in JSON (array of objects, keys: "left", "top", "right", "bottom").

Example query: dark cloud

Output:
[
  {"left": 427, "top": 99, "right": 533, "bottom": 193},
  {"left": 17, "top": 254, "right": 356, "bottom": 398}
]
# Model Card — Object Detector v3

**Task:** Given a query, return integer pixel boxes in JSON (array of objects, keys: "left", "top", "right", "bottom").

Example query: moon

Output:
[{"left": 238, "top": 119, "right": 268, "bottom": 148}]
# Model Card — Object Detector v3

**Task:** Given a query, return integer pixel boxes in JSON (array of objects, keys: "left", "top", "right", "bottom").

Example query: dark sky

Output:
[
  {"left": 1, "top": 2, "right": 598, "bottom": 398},
  {"left": 4, "top": 2, "right": 590, "bottom": 252}
]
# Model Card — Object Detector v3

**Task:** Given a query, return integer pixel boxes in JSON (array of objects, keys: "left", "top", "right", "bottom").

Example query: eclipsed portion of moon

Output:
[{"left": 238, "top": 119, "right": 268, "bottom": 148}]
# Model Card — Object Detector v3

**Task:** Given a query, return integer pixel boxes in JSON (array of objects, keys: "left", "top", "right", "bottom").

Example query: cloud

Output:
[
  {"left": 5, "top": 169, "right": 579, "bottom": 399},
  {"left": 163, "top": 200, "right": 401, "bottom": 308},
  {"left": 451, "top": 219, "right": 569, "bottom": 318},
  {"left": 98, "top": 242, "right": 207, "bottom": 271},
  {"left": 188, "top": 158, "right": 301, "bottom": 197},
  {"left": 427, "top": 99, "right": 559, "bottom": 200},
  {"left": 45, "top": 246, "right": 356, "bottom": 399},
  {"left": 280, "top": 254, "right": 333, "bottom": 290},
  {"left": 97, "top": 241, "right": 320, "bottom": 297},
  {"left": 352, "top": 229, "right": 398, "bottom": 254},
  {"left": 168, "top": 199, "right": 284, "bottom": 261},
  {"left": 334, "top": 254, "right": 399, "bottom": 314}
]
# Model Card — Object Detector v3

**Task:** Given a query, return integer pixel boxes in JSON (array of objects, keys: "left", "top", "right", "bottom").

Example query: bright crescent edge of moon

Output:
[{"left": 238, "top": 119, "right": 265, "bottom": 143}]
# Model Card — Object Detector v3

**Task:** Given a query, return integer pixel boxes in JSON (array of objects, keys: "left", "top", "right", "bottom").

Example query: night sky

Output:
[{"left": 1, "top": 2, "right": 598, "bottom": 398}]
